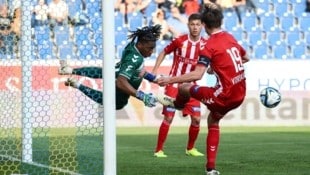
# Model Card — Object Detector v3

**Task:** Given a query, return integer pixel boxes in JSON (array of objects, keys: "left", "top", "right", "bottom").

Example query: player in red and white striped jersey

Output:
[{"left": 152, "top": 13, "right": 207, "bottom": 158}]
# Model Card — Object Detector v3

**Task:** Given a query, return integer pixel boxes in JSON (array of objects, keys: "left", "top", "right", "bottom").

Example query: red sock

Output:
[
  {"left": 206, "top": 124, "right": 220, "bottom": 170},
  {"left": 155, "top": 121, "right": 170, "bottom": 152},
  {"left": 187, "top": 124, "right": 200, "bottom": 150}
]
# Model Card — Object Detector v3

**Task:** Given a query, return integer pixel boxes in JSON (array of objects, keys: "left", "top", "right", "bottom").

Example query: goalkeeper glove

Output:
[{"left": 136, "top": 90, "right": 157, "bottom": 107}]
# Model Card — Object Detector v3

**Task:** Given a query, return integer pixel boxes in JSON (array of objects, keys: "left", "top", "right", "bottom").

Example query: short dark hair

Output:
[
  {"left": 201, "top": 3, "right": 223, "bottom": 28},
  {"left": 188, "top": 13, "right": 202, "bottom": 22}
]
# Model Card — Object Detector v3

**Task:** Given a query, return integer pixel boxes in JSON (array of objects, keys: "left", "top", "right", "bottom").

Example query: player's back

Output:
[{"left": 204, "top": 31, "right": 246, "bottom": 98}]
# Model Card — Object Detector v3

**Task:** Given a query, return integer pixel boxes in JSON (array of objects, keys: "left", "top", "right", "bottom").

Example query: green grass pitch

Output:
[
  {"left": 1, "top": 126, "right": 309, "bottom": 175},
  {"left": 117, "top": 126, "right": 310, "bottom": 175}
]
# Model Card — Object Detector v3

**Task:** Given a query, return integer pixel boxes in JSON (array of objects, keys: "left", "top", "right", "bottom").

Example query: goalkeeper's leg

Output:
[
  {"left": 59, "top": 60, "right": 102, "bottom": 78},
  {"left": 65, "top": 78, "right": 103, "bottom": 104},
  {"left": 78, "top": 84, "right": 103, "bottom": 104}
]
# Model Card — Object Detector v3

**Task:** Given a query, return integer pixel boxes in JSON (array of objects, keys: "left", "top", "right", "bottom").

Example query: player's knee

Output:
[
  {"left": 191, "top": 117, "right": 201, "bottom": 125},
  {"left": 178, "top": 84, "right": 191, "bottom": 96}
]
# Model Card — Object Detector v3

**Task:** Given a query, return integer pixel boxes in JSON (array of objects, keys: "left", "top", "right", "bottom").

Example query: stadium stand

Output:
[
  {"left": 260, "top": 13, "right": 277, "bottom": 31},
  {"left": 242, "top": 13, "right": 258, "bottom": 31},
  {"left": 292, "top": 43, "right": 307, "bottom": 59},
  {"left": 273, "top": 43, "right": 289, "bottom": 59},
  {"left": 33, "top": 25, "right": 53, "bottom": 59},
  {"left": 253, "top": 41, "right": 270, "bottom": 59},
  {"left": 128, "top": 12, "right": 145, "bottom": 30},
  {"left": 0, "top": 0, "right": 305, "bottom": 60},
  {"left": 248, "top": 30, "right": 262, "bottom": 45},
  {"left": 286, "top": 30, "right": 301, "bottom": 45},
  {"left": 274, "top": 2, "right": 288, "bottom": 16}
]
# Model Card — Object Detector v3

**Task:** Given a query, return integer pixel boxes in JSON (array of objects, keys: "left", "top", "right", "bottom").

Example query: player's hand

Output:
[
  {"left": 156, "top": 76, "right": 171, "bottom": 86},
  {"left": 136, "top": 90, "right": 157, "bottom": 107}
]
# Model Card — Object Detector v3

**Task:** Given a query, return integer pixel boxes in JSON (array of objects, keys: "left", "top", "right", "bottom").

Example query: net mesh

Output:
[{"left": 0, "top": 0, "right": 104, "bottom": 174}]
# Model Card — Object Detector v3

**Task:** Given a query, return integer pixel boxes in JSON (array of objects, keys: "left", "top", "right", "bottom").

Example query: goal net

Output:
[{"left": 0, "top": 0, "right": 105, "bottom": 174}]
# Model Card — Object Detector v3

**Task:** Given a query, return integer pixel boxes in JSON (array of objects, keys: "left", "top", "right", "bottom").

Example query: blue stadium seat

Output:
[
  {"left": 74, "top": 26, "right": 96, "bottom": 59},
  {"left": 67, "top": 0, "right": 82, "bottom": 17},
  {"left": 274, "top": 2, "right": 288, "bottom": 16},
  {"left": 223, "top": 12, "right": 238, "bottom": 31},
  {"left": 34, "top": 25, "right": 50, "bottom": 44},
  {"left": 267, "top": 31, "right": 282, "bottom": 45},
  {"left": 273, "top": 43, "right": 289, "bottom": 59},
  {"left": 293, "top": 3, "right": 306, "bottom": 16},
  {"left": 256, "top": 1, "right": 269, "bottom": 12},
  {"left": 242, "top": 14, "right": 258, "bottom": 31},
  {"left": 58, "top": 41, "right": 74, "bottom": 59},
  {"left": 230, "top": 30, "right": 243, "bottom": 42},
  {"left": 94, "top": 32, "right": 103, "bottom": 46},
  {"left": 128, "top": 12, "right": 144, "bottom": 30},
  {"left": 85, "top": 0, "right": 101, "bottom": 16},
  {"left": 248, "top": 31, "right": 262, "bottom": 45},
  {"left": 37, "top": 40, "right": 53, "bottom": 59},
  {"left": 94, "top": 32, "right": 103, "bottom": 59},
  {"left": 144, "top": 0, "right": 158, "bottom": 17},
  {"left": 34, "top": 26, "right": 53, "bottom": 59},
  {"left": 280, "top": 14, "right": 296, "bottom": 31},
  {"left": 75, "top": 38, "right": 96, "bottom": 59},
  {"left": 253, "top": 42, "right": 269, "bottom": 59},
  {"left": 74, "top": 26, "right": 91, "bottom": 40},
  {"left": 115, "top": 30, "right": 127, "bottom": 46},
  {"left": 155, "top": 40, "right": 169, "bottom": 59},
  {"left": 54, "top": 25, "right": 70, "bottom": 46},
  {"left": 299, "top": 14, "right": 310, "bottom": 32},
  {"left": 116, "top": 45, "right": 124, "bottom": 59},
  {"left": 260, "top": 13, "right": 278, "bottom": 31},
  {"left": 115, "top": 11, "right": 124, "bottom": 29},
  {"left": 305, "top": 32, "right": 310, "bottom": 44},
  {"left": 90, "top": 12, "right": 102, "bottom": 31},
  {"left": 292, "top": 43, "right": 307, "bottom": 59},
  {"left": 286, "top": 31, "right": 300, "bottom": 45}
]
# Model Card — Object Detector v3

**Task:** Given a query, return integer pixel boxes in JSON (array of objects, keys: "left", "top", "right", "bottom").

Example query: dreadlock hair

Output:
[
  {"left": 201, "top": 3, "right": 223, "bottom": 29},
  {"left": 128, "top": 24, "right": 162, "bottom": 44}
]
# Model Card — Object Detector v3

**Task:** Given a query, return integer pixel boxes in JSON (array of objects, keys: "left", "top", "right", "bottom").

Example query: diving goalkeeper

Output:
[{"left": 58, "top": 25, "right": 162, "bottom": 110}]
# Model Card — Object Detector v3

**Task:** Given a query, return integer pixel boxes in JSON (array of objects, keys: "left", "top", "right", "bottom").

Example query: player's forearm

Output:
[
  {"left": 168, "top": 67, "right": 205, "bottom": 84},
  {"left": 168, "top": 72, "right": 200, "bottom": 84},
  {"left": 116, "top": 76, "right": 137, "bottom": 97},
  {"left": 152, "top": 51, "right": 166, "bottom": 74}
]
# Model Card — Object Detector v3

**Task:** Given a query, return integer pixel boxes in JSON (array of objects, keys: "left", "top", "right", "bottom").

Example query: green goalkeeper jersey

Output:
[{"left": 115, "top": 42, "right": 145, "bottom": 109}]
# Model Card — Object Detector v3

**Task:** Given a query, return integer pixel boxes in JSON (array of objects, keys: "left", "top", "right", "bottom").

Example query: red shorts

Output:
[
  {"left": 162, "top": 85, "right": 201, "bottom": 117},
  {"left": 189, "top": 83, "right": 246, "bottom": 120}
]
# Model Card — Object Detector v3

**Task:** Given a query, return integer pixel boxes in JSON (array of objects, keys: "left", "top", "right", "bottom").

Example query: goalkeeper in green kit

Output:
[{"left": 58, "top": 25, "right": 162, "bottom": 109}]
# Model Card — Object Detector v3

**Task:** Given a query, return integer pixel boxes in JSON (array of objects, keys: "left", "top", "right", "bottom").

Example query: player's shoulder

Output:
[{"left": 174, "top": 34, "right": 188, "bottom": 42}]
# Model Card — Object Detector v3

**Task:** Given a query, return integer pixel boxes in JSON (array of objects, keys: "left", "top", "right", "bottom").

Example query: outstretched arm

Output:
[
  {"left": 116, "top": 75, "right": 157, "bottom": 107},
  {"left": 152, "top": 50, "right": 166, "bottom": 74},
  {"left": 157, "top": 65, "right": 206, "bottom": 86}
]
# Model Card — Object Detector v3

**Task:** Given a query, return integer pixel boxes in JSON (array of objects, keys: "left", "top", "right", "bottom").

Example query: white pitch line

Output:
[{"left": 0, "top": 154, "right": 83, "bottom": 175}]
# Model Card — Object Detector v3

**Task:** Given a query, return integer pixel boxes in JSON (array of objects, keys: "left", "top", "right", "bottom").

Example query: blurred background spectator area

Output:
[{"left": 0, "top": 0, "right": 309, "bottom": 60}]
